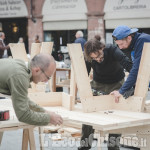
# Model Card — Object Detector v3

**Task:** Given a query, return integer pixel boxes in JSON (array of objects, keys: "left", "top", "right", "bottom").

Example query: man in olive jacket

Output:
[{"left": 0, "top": 53, "right": 63, "bottom": 126}]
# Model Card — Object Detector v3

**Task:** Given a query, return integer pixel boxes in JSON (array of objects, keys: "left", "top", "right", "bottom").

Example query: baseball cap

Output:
[{"left": 112, "top": 25, "right": 138, "bottom": 40}]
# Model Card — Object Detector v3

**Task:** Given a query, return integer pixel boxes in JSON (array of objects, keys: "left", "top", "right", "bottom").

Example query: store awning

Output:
[
  {"left": 0, "top": 0, "right": 28, "bottom": 18},
  {"left": 42, "top": 0, "right": 87, "bottom": 30}
]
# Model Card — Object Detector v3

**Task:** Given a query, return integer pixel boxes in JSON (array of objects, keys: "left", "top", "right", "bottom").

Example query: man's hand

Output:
[
  {"left": 46, "top": 111, "right": 63, "bottom": 126},
  {"left": 110, "top": 90, "right": 121, "bottom": 103}
]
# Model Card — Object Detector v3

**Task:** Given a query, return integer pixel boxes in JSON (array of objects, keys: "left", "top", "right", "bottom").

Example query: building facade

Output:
[
  {"left": 0, "top": 0, "right": 105, "bottom": 53},
  {"left": 0, "top": 0, "right": 150, "bottom": 53}
]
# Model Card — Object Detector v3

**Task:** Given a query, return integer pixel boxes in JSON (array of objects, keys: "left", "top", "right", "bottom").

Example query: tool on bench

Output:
[
  {"left": 92, "top": 89, "right": 106, "bottom": 96},
  {"left": 0, "top": 110, "right": 10, "bottom": 121}
]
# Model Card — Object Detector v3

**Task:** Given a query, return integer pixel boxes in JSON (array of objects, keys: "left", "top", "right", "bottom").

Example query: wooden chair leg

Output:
[
  {"left": 22, "top": 129, "right": 29, "bottom": 150},
  {"left": 39, "top": 127, "right": 44, "bottom": 150},
  {"left": 0, "top": 132, "right": 3, "bottom": 145},
  {"left": 28, "top": 128, "right": 36, "bottom": 150}
]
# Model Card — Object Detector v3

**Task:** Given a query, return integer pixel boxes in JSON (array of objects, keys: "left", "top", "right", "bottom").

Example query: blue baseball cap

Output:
[{"left": 112, "top": 25, "right": 138, "bottom": 40}]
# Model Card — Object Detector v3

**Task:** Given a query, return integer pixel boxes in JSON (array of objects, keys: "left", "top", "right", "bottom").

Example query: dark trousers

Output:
[{"left": 78, "top": 124, "right": 121, "bottom": 150}]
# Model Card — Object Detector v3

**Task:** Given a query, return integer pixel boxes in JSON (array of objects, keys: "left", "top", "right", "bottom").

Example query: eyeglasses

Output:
[
  {"left": 40, "top": 68, "right": 51, "bottom": 80},
  {"left": 91, "top": 52, "right": 103, "bottom": 61}
]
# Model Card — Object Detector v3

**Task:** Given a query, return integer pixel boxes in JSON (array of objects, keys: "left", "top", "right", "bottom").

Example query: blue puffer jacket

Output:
[{"left": 119, "top": 32, "right": 150, "bottom": 94}]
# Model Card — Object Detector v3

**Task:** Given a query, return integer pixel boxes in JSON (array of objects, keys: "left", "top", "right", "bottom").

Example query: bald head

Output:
[{"left": 31, "top": 53, "right": 55, "bottom": 71}]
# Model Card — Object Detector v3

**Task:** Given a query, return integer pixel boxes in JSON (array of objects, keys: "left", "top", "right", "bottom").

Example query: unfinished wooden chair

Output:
[
  {"left": 67, "top": 43, "right": 150, "bottom": 113},
  {"left": 40, "top": 42, "right": 53, "bottom": 54},
  {"left": 30, "top": 43, "right": 41, "bottom": 59},
  {"left": 9, "top": 43, "right": 28, "bottom": 62}
]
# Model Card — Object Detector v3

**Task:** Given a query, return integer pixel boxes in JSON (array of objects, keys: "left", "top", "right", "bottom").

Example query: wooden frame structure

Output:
[
  {"left": 4, "top": 42, "right": 150, "bottom": 150},
  {"left": 67, "top": 43, "right": 150, "bottom": 113},
  {"left": 9, "top": 43, "right": 28, "bottom": 62}
]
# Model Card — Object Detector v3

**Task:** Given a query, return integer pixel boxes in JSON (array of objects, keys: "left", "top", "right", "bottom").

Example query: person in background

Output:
[
  {"left": 0, "top": 32, "right": 10, "bottom": 58},
  {"left": 78, "top": 35, "right": 132, "bottom": 150},
  {"left": 111, "top": 25, "right": 150, "bottom": 102},
  {"left": 74, "top": 30, "right": 86, "bottom": 51},
  {"left": 18, "top": 37, "right": 24, "bottom": 43},
  {"left": 35, "top": 35, "right": 40, "bottom": 43},
  {"left": 0, "top": 53, "right": 63, "bottom": 126}
]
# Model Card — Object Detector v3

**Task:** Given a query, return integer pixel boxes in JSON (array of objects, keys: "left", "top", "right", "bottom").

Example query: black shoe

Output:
[{"left": 78, "top": 147, "right": 90, "bottom": 150}]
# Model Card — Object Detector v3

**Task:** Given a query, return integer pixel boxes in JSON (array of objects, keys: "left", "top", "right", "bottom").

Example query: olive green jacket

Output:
[{"left": 0, "top": 59, "right": 50, "bottom": 125}]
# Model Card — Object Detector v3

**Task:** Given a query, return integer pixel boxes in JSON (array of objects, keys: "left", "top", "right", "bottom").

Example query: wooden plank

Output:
[
  {"left": 113, "top": 96, "right": 144, "bottom": 112},
  {"left": 35, "top": 82, "right": 46, "bottom": 92},
  {"left": 28, "top": 128, "right": 36, "bottom": 150},
  {"left": 38, "top": 127, "right": 45, "bottom": 150},
  {"left": 22, "top": 129, "right": 29, "bottom": 150},
  {"left": 134, "top": 43, "right": 150, "bottom": 99},
  {"left": 9, "top": 43, "right": 28, "bottom": 62},
  {"left": 0, "top": 132, "right": 3, "bottom": 145},
  {"left": 92, "top": 95, "right": 113, "bottom": 111},
  {"left": 68, "top": 44, "right": 93, "bottom": 111},
  {"left": 62, "top": 92, "right": 72, "bottom": 110},
  {"left": 62, "top": 127, "right": 80, "bottom": 134},
  {"left": 67, "top": 44, "right": 93, "bottom": 99},
  {"left": 40, "top": 42, "right": 53, "bottom": 54},
  {"left": 49, "top": 70, "right": 56, "bottom": 92},
  {"left": 70, "top": 66, "right": 76, "bottom": 110},
  {"left": 144, "top": 100, "right": 150, "bottom": 113},
  {"left": 30, "top": 43, "right": 41, "bottom": 59},
  {"left": 28, "top": 92, "right": 62, "bottom": 106}
]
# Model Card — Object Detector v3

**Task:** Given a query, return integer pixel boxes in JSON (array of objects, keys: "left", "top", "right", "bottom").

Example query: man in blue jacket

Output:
[{"left": 111, "top": 25, "right": 150, "bottom": 102}]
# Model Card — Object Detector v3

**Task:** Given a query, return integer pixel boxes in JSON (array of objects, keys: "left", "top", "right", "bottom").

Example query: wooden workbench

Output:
[
  {"left": 45, "top": 105, "right": 150, "bottom": 150},
  {"left": 0, "top": 99, "right": 36, "bottom": 150},
  {"left": 1, "top": 98, "right": 150, "bottom": 150}
]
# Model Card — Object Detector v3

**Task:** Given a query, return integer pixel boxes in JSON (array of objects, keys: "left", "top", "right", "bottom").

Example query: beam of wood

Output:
[
  {"left": 68, "top": 44, "right": 93, "bottom": 112},
  {"left": 38, "top": 127, "right": 45, "bottom": 150},
  {"left": 30, "top": 43, "right": 41, "bottom": 59},
  {"left": 40, "top": 42, "right": 53, "bottom": 54},
  {"left": 68, "top": 44, "right": 93, "bottom": 99},
  {"left": 9, "top": 43, "right": 28, "bottom": 62},
  {"left": 70, "top": 66, "right": 76, "bottom": 110},
  {"left": 134, "top": 43, "right": 150, "bottom": 100},
  {"left": 28, "top": 128, "right": 36, "bottom": 150},
  {"left": 113, "top": 96, "right": 144, "bottom": 112},
  {"left": 62, "top": 92, "right": 72, "bottom": 110},
  {"left": 144, "top": 100, "right": 150, "bottom": 113},
  {"left": 49, "top": 71, "right": 56, "bottom": 92},
  {"left": 92, "top": 95, "right": 113, "bottom": 111},
  {"left": 28, "top": 92, "right": 62, "bottom": 106},
  {"left": 0, "top": 132, "right": 3, "bottom": 145},
  {"left": 22, "top": 129, "right": 29, "bottom": 150}
]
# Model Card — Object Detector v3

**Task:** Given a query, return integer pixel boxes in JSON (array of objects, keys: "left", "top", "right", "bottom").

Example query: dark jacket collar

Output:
[{"left": 129, "top": 32, "right": 141, "bottom": 50}]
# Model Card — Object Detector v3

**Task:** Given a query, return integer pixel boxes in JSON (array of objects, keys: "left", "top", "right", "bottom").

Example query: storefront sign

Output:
[
  {"left": 50, "top": 0, "right": 78, "bottom": 10},
  {"left": 42, "top": 0, "right": 87, "bottom": 21},
  {"left": 0, "top": 0, "right": 28, "bottom": 18},
  {"left": 104, "top": 0, "right": 150, "bottom": 29},
  {"left": 105, "top": 0, "right": 150, "bottom": 12}
]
